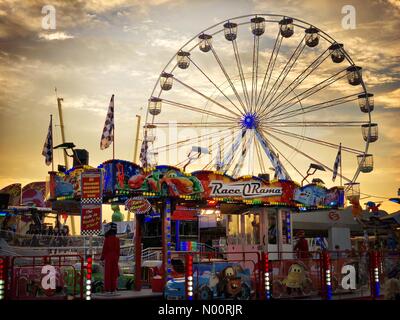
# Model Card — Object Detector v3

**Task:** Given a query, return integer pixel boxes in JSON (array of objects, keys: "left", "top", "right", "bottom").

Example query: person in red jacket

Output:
[
  {"left": 294, "top": 230, "right": 310, "bottom": 259},
  {"left": 101, "top": 223, "right": 120, "bottom": 294}
]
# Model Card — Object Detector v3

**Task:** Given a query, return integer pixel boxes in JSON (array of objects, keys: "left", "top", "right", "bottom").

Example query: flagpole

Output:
[
  {"left": 50, "top": 114, "right": 54, "bottom": 172},
  {"left": 113, "top": 95, "right": 115, "bottom": 160},
  {"left": 340, "top": 142, "right": 342, "bottom": 187}
]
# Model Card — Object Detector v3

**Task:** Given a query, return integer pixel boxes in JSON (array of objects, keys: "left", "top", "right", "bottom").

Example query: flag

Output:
[
  {"left": 100, "top": 94, "right": 114, "bottom": 150},
  {"left": 42, "top": 116, "right": 53, "bottom": 166},
  {"left": 332, "top": 143, "right": 341, "bottom": 182},
  {"left": 139, "top": 139, "right": 148, "bottom": 167}
]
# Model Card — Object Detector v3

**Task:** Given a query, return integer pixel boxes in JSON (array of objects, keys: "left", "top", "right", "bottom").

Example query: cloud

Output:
[
  {"left": 38, "top": 31, "right": 74, "bottom": 41},
  {"left": 376, "top": 88, "right": 400, "bottom": 109}
]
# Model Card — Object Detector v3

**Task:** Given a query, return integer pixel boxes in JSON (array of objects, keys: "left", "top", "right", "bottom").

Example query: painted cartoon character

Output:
[
  {"left": 128, "top": 174, "right": 146, "bottom": 189},
  {"left": 281, "top": 263, "right": 312, "bottom": 295},
  {"left": 217, "top": 266, "right": 243, "bottom": 298},
  {"left": 116, "top": 163, "right": 125, "bottom": 189},
  {"left": 366, "top": 201, "right": 381, "bottom": 213},
  {"left": 128, "top": 169, "right": 203, "bottom": 196},
  {"left": 294, "top": 185, "right": 326, "bottom": 206}
]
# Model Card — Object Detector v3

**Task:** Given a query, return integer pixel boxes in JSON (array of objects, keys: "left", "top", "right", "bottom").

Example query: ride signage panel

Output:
[
  {"left": 81, "top": 173, "right": 101, "bottom": 199},
  {"left": 81, "top": 205, "right": 102, "bottom": 232},
  {"left": 208, "top": 180, "right": 282, "bottom": 198}
]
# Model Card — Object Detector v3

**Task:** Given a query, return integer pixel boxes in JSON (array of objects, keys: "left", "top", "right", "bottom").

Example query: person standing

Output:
[
  {"left": 101, "top": 223, "right": 120, "bottom": 294},
  {"left": 294, "top": 230, "right": 310, "bottom": 259}
]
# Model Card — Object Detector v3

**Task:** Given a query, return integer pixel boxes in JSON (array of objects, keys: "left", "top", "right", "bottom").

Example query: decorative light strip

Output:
[
  {"left": 262, "top": 252, "right": 271, "bottom": 300},
  {"left": 165, "top": 199, "right": 173, "bottom": 282},
  {"left": 323, "top": 252, "right": 333, "bottom": 300},
  {"left": 0, "top": 258, "right": 5, "bottom": 300},
  {"left": 185, "top": 254, "right": 193, "bottom": 300},
  {"left": 286, "top": 212, "right": 291, "bottom": 243},
  {"left": 86, "top": 256, "right": 92, "bottom": 300},
  {"left": 372, "top": 251, "right": 380, "bottom": 297}
]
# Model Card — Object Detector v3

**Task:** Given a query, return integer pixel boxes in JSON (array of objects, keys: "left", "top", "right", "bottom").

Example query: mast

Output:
[
  {"left": 128, "top": 114, "right": 142, "bottom": 222},
  {"left": 133, "top": 114, "right": 141, "bottom": 164},
  {"left": 55, "top": 88, "right": 69, "bottom": 169},
  {"left": 55, "top": 88, "right": 75, "bottom": 235}
]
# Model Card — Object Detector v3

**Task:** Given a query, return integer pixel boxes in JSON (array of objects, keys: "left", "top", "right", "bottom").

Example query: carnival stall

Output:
[{"left": 47, "top": 158, "right": 345, "bottom": 291}]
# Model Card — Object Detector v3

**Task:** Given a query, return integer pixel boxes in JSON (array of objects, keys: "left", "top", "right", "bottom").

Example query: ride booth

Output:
[{"left": 46, "top": 160, "right": 382, "bottom": 300}]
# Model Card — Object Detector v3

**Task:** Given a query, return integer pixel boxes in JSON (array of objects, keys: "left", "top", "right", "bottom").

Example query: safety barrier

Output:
[
  {"left": 163, "top": 251, "right": 261, "bottom": 300},
  {"left": 8, "top": 254, "right": 84, "bottom": 300},
  {"left": 177, "top": 250, "right": 395, "bottom": 300}
]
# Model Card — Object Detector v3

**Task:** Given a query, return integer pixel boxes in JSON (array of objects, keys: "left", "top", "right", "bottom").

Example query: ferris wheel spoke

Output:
[
  {"left": 263, "top": 121, "right": 368, "bottom": 127},
  {"left": 265, "top": 48, "right": 330, "bottom": 115},
  {"left": 189, "top": 57, "right": 244, "bottom": 115},
  {"left": 161, "top": 98, "right": 237, "bottom": 121},
  {"left": 257, "top": 131, "right": 309, "bottom": 183},
  {"left": 210, "top": 46, "right": 248, "bottom": 113},
  {"left": 263, "top": 126, "right": 364, "bottom": 154},
  {"left": 255, "top": 29, "right": 282, "bottom": 111},
  {"left": 258, "top": 35, "right": 306, "bottom": 115},
  {"left": 210, "top": 130, "right": 237, "bottom": 171},
  {"left": 254, "top": 136, "right": 267, "bottom": 174},
  {"left": 232, "top": 40, "right": 251, "bottom": 110},
  {"left": 173, "top": 77, "right": 241, "bottom": 118},
  {"left": 264, "top": 93, "right": 360, "bottom": 122},
  {"left": 255, "top": 129, "right": 291, "bottom": 180},
  {"left": 266, "top": 130, "right": 353, "bottom": 183},
  {"left": 232, "top": 130, "right": 254, "bottom": 177},
  {"left": 220, "top": 129, "right": 247, "bottom": 173},
  {"left": 262, "top": 68, "right": 348, "bottom": 120},
  {"left": 154, "top": 127, "right": 236, "bottom": 153},
  {"left": 175, "top": 129, "right": 234, "bottom": 168},
  {"left": 152, "top": 122, "right": 236, "bottom": 128},
  {"left": 250, "top": 35, "right": 260, "bottom": 113}
]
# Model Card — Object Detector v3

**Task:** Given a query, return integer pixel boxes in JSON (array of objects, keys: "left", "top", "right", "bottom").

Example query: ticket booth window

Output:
[
  {"left": 227, "top": 215, "right": 240, "bottom": 244},
  {"left": 268, "top": 211, "right": 277, "bottom": 245},
  {"left": 244, "top": 213, "right": 260, "bottom": 245}
]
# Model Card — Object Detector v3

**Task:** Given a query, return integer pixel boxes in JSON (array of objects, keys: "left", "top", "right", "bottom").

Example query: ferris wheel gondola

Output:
[{"left": 142, "top": 14, "right": 377, "bottom": 191}]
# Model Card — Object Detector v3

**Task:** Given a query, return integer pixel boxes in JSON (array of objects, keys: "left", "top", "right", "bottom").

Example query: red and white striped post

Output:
[
  {"left": 185, "top": 254, "right": 193, "bottom": 300},
  {"left": 261, "top": 252, "right": 271, "bottom": 300},
  {"left": 0, "top": 257, "right": 6, "bottom": 300},
  {"left": 86, "top": 256, "right": 93, "bottom": 300},
  {"left": 322, "top": 250, "right": 333, "bottom": 300},
  {"left": 369, "top": 250, "right": 380, "bottom": 299}
]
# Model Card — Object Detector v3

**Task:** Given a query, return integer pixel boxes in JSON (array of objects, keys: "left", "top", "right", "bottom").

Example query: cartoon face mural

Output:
[
  {"left": 282, "top": 263, "right": 307, "bottom": 289},
  {"left": 294, "top": 185, "right": 326, "bottom": 206},
  {"left": 127, "top": 166, "right": 204, "bottom": 197},
  {"left": 217, "top": 266, "right": 244, "bottom": 298},
  {"left": 22, "top": 182, "right": 49, "bottom": 207},
  {"left": 102, "top": 160, "right": 142, "bottom": 194}
]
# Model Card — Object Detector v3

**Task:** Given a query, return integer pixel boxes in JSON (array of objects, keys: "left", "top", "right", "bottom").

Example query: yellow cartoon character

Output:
[{"left": 282, "top": 263, "right": 311, "bottom": 295}]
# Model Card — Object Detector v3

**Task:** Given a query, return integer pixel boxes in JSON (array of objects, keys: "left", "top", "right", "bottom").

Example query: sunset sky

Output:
[{"left": 0, "top": 0, "right": 399, "bottom": 220}]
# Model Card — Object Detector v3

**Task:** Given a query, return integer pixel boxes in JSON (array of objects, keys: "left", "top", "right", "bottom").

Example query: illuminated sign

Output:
[
  {"left": 208, "top": 180, "right": 282, "bottom": 198},
  {"left": 81, "top": 174, "right": 101, "bottom": 199},
  {"left": 81, "top": 205, "right": 102, "bottom": 232},
  {"left": 125, "top": 197, "right": 152, "bottom": 214}
]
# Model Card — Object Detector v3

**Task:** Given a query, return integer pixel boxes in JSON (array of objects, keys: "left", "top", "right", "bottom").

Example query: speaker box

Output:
[{"left": 73, "top": 149, "right": 89, "bottom": 167}]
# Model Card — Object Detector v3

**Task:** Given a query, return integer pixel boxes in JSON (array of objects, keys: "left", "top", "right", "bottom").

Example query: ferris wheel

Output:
[{"left": 143, "top": 14, "right": 377, "bottom": 189}]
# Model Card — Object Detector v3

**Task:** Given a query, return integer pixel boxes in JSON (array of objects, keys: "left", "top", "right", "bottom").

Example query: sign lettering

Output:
[
  {"left": 41, "top": 265, "right": 56, "bottom": 290},
  {"left": 209, "top": 180, "right": 282, "bottom": 198}
]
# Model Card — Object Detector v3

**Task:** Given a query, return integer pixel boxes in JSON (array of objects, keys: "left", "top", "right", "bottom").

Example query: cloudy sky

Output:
[{"left": 0, "top": 0, "right": 399, "bottom": 216}]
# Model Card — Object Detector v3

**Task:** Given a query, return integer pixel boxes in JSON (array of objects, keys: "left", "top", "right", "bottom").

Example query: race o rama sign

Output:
[
  {"left": 125, "top": 197, "right": 152, "bottom": 214},
  {"left": 208, "top": 180, "right": 282, "bottom": 198}
]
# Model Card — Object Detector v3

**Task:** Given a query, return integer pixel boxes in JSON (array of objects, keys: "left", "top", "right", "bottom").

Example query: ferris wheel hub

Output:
[{"left": 241, "top": 112, "right": 259, "bottom": 129}]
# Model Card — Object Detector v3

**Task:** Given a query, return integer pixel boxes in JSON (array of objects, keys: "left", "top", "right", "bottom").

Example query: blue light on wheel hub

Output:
[{"left": 241, "top": 112, "right": 259, "bottom": 129}]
